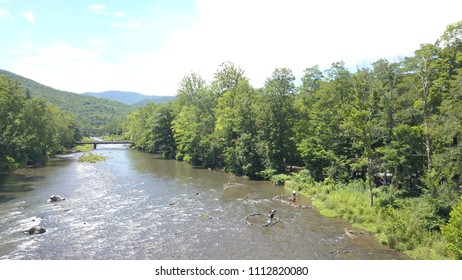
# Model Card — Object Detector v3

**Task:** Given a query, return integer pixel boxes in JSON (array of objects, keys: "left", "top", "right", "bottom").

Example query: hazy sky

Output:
[{"left": 1, "top": 0, "right": 461, "bottom": 95}]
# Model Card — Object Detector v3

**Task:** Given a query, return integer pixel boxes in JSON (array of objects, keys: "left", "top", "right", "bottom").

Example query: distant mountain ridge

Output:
[{"left": 83, "top": 90, "right": 176, "bottom": 105}]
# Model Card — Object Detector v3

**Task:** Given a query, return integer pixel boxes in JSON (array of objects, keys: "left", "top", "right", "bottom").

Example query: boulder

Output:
[
  {"left": 22, "top": 225, "right": 46, "bottom": 235},
  {"left": 48, "top": 195, "right": 65, "bottom": 202}
]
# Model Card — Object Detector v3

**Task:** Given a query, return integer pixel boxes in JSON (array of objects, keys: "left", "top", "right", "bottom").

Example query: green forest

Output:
[{"left": 125, "top": 21, "right": 462, "bottom": 259}]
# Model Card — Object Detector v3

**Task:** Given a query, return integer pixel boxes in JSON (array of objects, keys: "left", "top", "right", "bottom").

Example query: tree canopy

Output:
[{"left": 0, "top": 75, "right": 80, "bottom": 172}]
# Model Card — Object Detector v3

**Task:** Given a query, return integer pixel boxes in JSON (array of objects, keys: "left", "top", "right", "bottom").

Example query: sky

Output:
[{"left": 1, "top": 0, "right": 461, "bottom": 96}]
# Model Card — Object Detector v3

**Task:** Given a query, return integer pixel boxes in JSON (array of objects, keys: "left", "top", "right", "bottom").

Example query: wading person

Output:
[
  {"left": 292, "top": 191, "right": 297, "bottom": 204},
  {"left": 267, "top": 209, "right": 276, "bottom": 226}
]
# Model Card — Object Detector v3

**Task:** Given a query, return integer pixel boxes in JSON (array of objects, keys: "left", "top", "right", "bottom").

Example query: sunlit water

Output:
[{"left": 0, "top": 145, "right": 407, "bottom": 260}]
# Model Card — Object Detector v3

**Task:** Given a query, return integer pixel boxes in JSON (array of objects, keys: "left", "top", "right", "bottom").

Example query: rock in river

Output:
[
  {"left": 48, "top": 195, "right": 65, "bottom": 202},
  {"left": 22, "top": 225, "right": 46, "bottom": 235}
]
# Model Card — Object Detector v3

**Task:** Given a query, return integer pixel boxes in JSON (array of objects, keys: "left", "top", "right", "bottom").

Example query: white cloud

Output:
[
  {"left": 0, "top": 8, "right": 14, "bottom": 21},
  {"left": 22, "top": 11, "right": 36, "bottom": 24},
  {"left": 89, "top": 4, "right": 107, "bottom": 15}
]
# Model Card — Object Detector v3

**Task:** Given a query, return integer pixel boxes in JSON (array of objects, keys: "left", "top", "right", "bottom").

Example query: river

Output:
[{"left": 0, "top": 145, "right": 407, "bottom": 260}]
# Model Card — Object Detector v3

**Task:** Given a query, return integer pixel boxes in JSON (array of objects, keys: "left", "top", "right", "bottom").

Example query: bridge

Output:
[{"left": 75, "top": 140, "right": 131, "bottom": 149}]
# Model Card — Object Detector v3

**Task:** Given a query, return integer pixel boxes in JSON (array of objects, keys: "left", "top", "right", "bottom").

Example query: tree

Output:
[
  {"left": 173, "top": 72, "right": 215, "bottom": 165},
  {"left": 300, "top": 65, "right": 323, "bottom": 95},
  {"left": 211, "top": 61, "right": 247, "bottom": 97},
  {"left": 405, "top": 43, "right": 441, "bottom": 171},
  {"left": 380, "top": 124, "right": 425, "bottom": 191},
  {"left": 342, "top": 68, "right": 383, "bottom": 206},
  {"left": 372, "top": 59, "right": 403, "bottom": 144},
  {"left": 261, "top": 68, "right": 298, "bottom": 172},
  {"left": 214, "top": 79, "right": 262, "bottom": 177},
  {"left": 431, "top": 21, "right": 462, "bottom": 188},
  {"left": 125, "top": 103, "right": 157, "bottom": 151},
  {"left": 0, "top": 75, "right": 26, "bottom": 171},
  {"left": 151, "top": 104, "right": 176, "bottom": 159}
]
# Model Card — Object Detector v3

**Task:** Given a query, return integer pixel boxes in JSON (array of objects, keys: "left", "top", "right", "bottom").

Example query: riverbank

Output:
[{"left": 283, "top": 171, "right": 453, "bottom": 260}]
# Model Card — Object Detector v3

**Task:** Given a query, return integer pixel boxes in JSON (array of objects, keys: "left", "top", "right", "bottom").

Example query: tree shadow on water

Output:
[
  {"left": 0, "top": 194, "right": 16, "bottom": 204},
  {"left": 0, "top": 173, "right": 45, "bottom": 194}
]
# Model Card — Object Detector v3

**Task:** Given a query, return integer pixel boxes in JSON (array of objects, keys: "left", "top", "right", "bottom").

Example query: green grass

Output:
[
  {"left": 78, "top": 152, "right": 107, "bottom": 163},
  {"left": 287, "top": 178, "right": 452, "bottom": 260}
]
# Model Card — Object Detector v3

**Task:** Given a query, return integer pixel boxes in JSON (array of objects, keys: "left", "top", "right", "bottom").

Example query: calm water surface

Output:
[{"left": 0, "top": 145, "right": 407, "bottom": 260}]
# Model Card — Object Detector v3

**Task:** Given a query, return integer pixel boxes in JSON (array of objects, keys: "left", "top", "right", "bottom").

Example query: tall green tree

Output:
[
  {"left": 372, "top": 59, "right": 403, "bottom": 144},
  {"left": 431, "top": 21, "right": 462, "bottom": 188},
  {"left": 214, "top": 78, "right": 263, "bottom": 177},
  {"left": 295, "top": 62, "right": 354, "bottom": 181},
  {"left": 405, "top": 43, "right": 441, "bottom": 171},
  {"left": 151, "top": 104, "right": 176, "bottom": 159},
  {"left": 126, "top": 103, "right": 157, "bottom": 151},
  {"left": 173, "top": 72, "right": 216, "bottom": 166},
  {"left": 342, "top": 68, "right": 383, "bottom": 206},
  {"left": 261, "top": 68, "right": 298, "bottom": 172}
]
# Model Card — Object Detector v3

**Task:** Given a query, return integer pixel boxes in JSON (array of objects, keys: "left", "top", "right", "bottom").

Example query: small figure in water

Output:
[
  {"left": 267, "top": 209, "right": 276, "bottom": 226},
  {"left": 291, "top": 191, "right": 297, "bottom": 204}
]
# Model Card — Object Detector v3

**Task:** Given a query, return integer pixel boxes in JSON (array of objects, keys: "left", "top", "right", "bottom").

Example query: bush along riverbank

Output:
[{"left": 279, "top": 170, "right": 460, "bottom": 260}]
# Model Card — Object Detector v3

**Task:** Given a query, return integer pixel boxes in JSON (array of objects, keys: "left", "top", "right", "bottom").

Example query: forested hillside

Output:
[
  {"left": 0, "top": 75, "right": 79, "bottom": 172},
  {"left": 125, "top": 21, "right": 462, "bottom": 259},
  {"left": 0, "top": 70, "right": 134, "bottom": 130}
]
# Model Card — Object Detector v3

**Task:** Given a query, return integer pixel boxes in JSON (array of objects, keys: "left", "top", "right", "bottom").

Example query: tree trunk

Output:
[
  {"left": 419, "top": 55, "right": 433, "bottom": 171},
  {"left": 368, "top": 158, "right": 374, "bottom": 207}
]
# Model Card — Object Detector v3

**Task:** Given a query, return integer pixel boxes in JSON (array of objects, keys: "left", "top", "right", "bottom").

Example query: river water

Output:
[{"left": 0, "top": 145, "right": 407, "bottom": 260}]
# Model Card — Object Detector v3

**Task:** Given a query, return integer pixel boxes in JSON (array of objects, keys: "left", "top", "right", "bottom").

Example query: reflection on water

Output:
[{"left": 0, "top": 145, "right": 408, "bottom": 260}]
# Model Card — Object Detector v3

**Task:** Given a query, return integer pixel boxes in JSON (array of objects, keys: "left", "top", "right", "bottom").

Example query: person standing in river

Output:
[
  {"left": 267, "top": 209, "right": 276, "bottom": 226},
  {"left": 292, "top": 191, "right": 297, "bottom": 204}
]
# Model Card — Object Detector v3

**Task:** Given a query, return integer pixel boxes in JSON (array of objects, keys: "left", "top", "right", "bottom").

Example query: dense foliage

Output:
[
  {"left": 125, "top": 21, "right": 462, "bottom": 258},
  {"left": 442, "top": 198, "right": 462, "bottom": 259},
  {"left": 0, "top": 75, "right": 80, "bottom": 172}
]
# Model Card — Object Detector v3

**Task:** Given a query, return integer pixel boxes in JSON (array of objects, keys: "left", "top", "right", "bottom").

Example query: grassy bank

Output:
[{"left": 282, "top": 171, "right": 453, "bottom": 260}]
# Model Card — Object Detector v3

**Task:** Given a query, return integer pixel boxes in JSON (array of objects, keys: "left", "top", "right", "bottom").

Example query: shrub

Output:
[
  {"left": 441, "top": 198, "right": 462, "bottom": 259},
  {"left": 259, "top": 168, "right": 277, "bottom": 180},
  {"left": 271, "top": 173, "right": 291, "bottom": 186}
]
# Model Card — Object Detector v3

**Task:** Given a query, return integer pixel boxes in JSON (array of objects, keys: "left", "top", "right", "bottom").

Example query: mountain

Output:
[
  {"left": 82, "top": 90, "right": 176, "bottom": 105},
  {"left": 0, "top": 69, "right": 134, "bottom": 129}
]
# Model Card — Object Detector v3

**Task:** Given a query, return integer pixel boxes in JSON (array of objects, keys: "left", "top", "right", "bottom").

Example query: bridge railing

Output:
[{"left": 75, "top": 140, "right": 131, "bottom": 145}]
